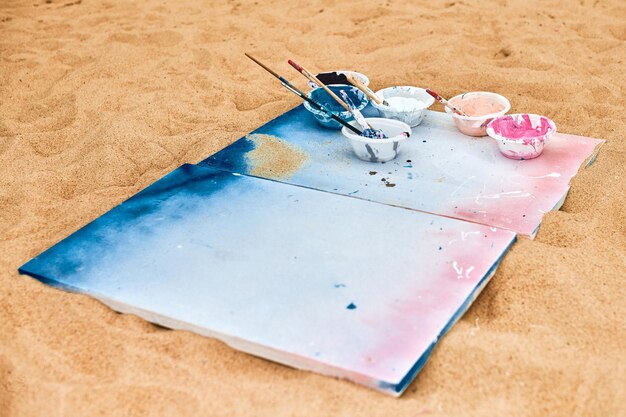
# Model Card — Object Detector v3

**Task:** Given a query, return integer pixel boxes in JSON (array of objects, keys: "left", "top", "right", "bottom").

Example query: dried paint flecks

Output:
[
  {"left": 380, "top": 177, "right": 396, "bottom": 188},
  {"left": 246, "top": 133, "right": 307, "bottom": 179}
]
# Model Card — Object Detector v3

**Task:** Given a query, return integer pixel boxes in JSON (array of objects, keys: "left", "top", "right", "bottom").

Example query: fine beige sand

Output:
[{"left": 1, "top": 0, "right": 625, "bottom": 416}]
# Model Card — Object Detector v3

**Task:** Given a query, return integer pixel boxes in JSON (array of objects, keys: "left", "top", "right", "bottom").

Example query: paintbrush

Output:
[
  {"left": 346, "top": 73, "right": 389, "bottom": 106},
  {"left": 425, "top": 88, "right": 469, "bottom": 117},
  {"left": 245, "top": 53, "right": 362, "bottom": 135},
  {"left": 288, "top": 59, "right": 375, "bottom": 130},
  {"left": 339, "top": 90, "right": 386, "bottom": 139},
  {"left": 288, "top": 59, "right": 352, "bottom": 112}
]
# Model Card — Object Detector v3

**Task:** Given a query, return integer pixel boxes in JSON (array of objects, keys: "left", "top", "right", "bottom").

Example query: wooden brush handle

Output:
[
  {"left": 305, "top": 69, "right": 351, "bottom": 112},
  {"left": 426, "top": 88, "right": 468, "bottom": 117},
  {"left": 346, "top": 74, "right": 383, "bottom": 105},
  {"left": 288, "top": 60, "right": 351, "bottom": 112}
]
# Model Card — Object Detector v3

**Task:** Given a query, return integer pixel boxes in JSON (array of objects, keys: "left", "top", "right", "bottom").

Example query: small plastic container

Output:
[
  {"left": 304, "top": 85, "right": 368, "bottom": 130},
  {"left": 371, "top": 86, "right": 435, "bottom": 127},
  {"left": 307, "top": 71, "right": 370, "bottom": 89},
  {"left": 341, "top": 118, "right": 411, "bottom": 162},
  {"left": 486, "top": 113, "right": 557, "bottom": 160},
  {"left": 445, "top": 92, "right": 510, "bottom": 137}
]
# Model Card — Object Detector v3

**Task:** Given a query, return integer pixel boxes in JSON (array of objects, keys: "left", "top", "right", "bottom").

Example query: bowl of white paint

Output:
[
  {"left": 371, "top": 86, "right": 434, "bottom": 127},
  {"left": 341, "top": 118, "right": 411, "bottom": 163}
]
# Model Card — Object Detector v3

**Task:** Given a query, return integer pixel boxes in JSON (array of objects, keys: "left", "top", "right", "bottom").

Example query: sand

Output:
[
  {"left": 0, "top": 0, "right": 625, "bottom": 415},
  {"left": 246, "top": 133, "right": 307, "bottom": 179}
]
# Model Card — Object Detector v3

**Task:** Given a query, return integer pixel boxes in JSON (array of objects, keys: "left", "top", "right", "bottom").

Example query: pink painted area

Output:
[
  {"left": 351, "top": 225, "right": 515, "bottom": 384},
  {"left": 449, "top": 132, "right": 603, "bottom": 236},
  {"left": 488, "top": 114, "right": 556, "bottom": 140}
]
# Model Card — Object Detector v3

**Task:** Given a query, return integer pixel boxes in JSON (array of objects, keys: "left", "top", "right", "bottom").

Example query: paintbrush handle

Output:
[
  {"left": 245, "top": 53, "right": 362, "bottom": 135},
  {"left": 346, "top": 73, "right": 383, "bottom": 105},
  {"left": 278, "top": 83, "right": 362, "bottom": 134},
  {"left": 426, "top": 89, "right": 468, "bottom": 116},
  {"left": 339, "top": 90, "right": 370, "bottom": 131},
  {"left": 279, "top": 83, "right": 362, "bottom": 135},
  {"left": 288, "top": 60, "right": 352, "bottom": 113}
]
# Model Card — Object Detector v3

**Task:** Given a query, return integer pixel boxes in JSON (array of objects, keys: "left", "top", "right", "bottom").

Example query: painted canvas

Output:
[
  {"left": 199, "top": 106, "right": 603, "bottom": 237},
  {"left": 20, "top": 164, "right": 516, "bottom": 396}
]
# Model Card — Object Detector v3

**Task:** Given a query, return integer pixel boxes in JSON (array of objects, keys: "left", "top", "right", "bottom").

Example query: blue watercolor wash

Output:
[
  {"left": 200, "top": 135, "right": 255, "bottom": 175},
  {"left": 303, "top": 85, "right": 368, "bottom": 129},
  {"left": 19, "top": 164, "right": 237, "bottom": 290}
]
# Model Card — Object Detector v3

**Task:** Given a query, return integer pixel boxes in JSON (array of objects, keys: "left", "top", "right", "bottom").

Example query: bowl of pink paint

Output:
[
  {"left": 445, "top": 92, "right": 510, "bottom": 137},
  {"left": 486, "top": 113, "right": 557, "bottom": 160}
]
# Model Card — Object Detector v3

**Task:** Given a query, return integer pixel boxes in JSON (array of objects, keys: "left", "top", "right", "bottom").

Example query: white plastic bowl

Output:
[
  {"left": 341, "top": 118, "right": 411, "bottom": 162},
  {"left": 486, "top": 113, "right": 557, "bottom": 160},
  {"left": 371, "top": 86, "right": 435, "bottom": 127},
  {"left": 445, "top": 92, "right": 511, "bottom": 137}
]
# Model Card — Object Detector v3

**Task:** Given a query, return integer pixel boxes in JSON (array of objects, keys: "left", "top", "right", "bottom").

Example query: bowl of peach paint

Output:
[
  {"left": 486, "top": 113, "right": 557, "bottom": 160},
  {"left": 445, "top": 92, "right": 510, "bottom": 137}
]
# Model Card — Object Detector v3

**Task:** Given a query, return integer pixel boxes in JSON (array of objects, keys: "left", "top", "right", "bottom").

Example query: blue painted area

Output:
[
  {"left": 200, "top": 135, "right": 255, "bottom": 176},
  {"left": 20, "top": 164, "right": 238, "bottom": 289}
]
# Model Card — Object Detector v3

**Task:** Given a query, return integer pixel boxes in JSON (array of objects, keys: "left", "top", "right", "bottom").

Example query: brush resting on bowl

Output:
[
  {"left": 303, "top": 84, "right": 369, "bottom": 129},
  {"left": 445, "top": 92, "right": 511, "bottom": 137},
  {"left": 341, "top": 118, "right": 411, "bottom": 163}
]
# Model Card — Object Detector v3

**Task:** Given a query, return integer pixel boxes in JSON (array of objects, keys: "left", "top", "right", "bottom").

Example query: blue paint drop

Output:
[
  {"left": 346, "top": 303, "right": 357, "bottom": 310},
  {"left": 334, "top": 283, "right": 346, "bottom": 288}
]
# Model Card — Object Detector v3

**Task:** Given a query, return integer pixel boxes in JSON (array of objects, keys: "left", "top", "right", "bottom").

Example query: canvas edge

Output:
[{"left": 17, "top": 230, "right": 517, "bottom": 397}]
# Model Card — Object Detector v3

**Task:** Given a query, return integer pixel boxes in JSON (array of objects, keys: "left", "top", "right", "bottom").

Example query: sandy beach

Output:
[{"left": 1, "top": 0, "right": 625, "bottom": 415}]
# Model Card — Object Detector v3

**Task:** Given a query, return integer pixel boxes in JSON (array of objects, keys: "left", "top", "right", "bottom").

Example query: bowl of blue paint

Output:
[{"left": 304, "top": 84, "right": 369, "bottom": 129}]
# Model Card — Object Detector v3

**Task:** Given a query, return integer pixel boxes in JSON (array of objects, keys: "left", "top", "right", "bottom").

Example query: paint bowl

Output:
[
  {"left": 371, "top": 86, "right": 435, "bottom": 127},
  {"left": 486, "top": 113, "right": 557, "bottom": 160},
  {"left": 307, "top": 71, "right": 370, "bottom": 89},
  {"left": 304, "top": 84, "right": 368, "bottom": 129},
  {"left": 341, "top": 118, "right": 411, "bottom": 162},
  {"left": 445, "top": 92, "right": 511, "bottom": 137}
]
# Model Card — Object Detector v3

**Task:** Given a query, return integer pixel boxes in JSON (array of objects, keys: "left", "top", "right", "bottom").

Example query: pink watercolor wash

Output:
[{"left": 449, "top": 131, "right": 603, "bottom": 236}]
